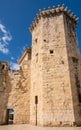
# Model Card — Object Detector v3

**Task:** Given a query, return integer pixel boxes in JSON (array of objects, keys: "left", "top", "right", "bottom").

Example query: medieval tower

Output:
[
  {"left": 30, "top": 5, "right": 81, "bottom": 126},
  {"left": 0, "top": 5, "right": 81, "bottom": 127}
]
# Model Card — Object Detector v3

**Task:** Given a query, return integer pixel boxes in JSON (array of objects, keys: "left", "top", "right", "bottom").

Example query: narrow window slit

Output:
[{"left": 50, "top": 50, "right": 54, "bottom": 54}]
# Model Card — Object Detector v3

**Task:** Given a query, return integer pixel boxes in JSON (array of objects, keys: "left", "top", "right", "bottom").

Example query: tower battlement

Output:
[{"left": 30, "top": 5, "right": 79, "bottom": 32}]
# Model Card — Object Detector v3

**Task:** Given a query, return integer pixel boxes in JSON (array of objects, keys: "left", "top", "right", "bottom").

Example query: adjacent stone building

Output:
[
  {"left": 0, "top": 48, "right": 31, "bottom": 125},
  {"left": 0, "top": 5, "right": 81, "bottom": 126}
]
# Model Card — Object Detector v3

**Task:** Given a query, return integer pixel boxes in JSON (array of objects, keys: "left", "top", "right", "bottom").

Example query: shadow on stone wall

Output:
[{"left": 0, "top": 60, "right": 31, "bottom": 125}]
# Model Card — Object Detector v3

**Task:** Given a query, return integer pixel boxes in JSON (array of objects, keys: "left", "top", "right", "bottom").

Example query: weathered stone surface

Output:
[
  {"left": 0, "top": 50, "right": 31, "bottom": 125},
  {"left": 30, "top": 8, "right": 81, "bottom": 126}
]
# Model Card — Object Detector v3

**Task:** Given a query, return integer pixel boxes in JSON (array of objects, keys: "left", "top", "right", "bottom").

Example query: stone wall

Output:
[
  {"left": 0, "top": 57, "right": 31, "bottom": 124},
  {"left": 30, "top": 18, "right": 44, "bottom": 126},
  {"left": 41, "top": 13, "right": 75, "bottom": 126},
  {"left": 64, "top": 13, "right": 81, "bottom": 125}
]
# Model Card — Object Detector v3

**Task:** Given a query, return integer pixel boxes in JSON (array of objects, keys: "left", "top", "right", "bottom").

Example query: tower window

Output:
[
  {"left": 72, "top": 57, "right": 78, "bottom": 63},
  {"left": 35, "top": 38, "right": 37, "bottom": 43},
  {"left": 35, "top": 96, "right": 38, "bottom": 104},
  {"left": 50, "top": 50, "right": 54, "bottom": 54},
  {"left": 36, "top": 53, "right": 38, "bottom": 62},
  {"left": 44, "top": 39, "right": 46, "bottom": 42},
  {"left": 61, "top": 60, "right": 64, "bottom": 64}
]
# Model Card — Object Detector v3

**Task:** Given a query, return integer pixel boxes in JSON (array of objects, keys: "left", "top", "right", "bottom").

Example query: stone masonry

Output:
[
  {"left": 0, "top": 5, "right": 81, "bottom": 127},
  {"left": 0, "top": 48, "right": 31, "bottom": 125}
]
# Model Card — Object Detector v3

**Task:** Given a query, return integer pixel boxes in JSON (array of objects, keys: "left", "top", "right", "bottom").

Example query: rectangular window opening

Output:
[
  {"left": 36, "top": 53, "right": 38, "bottom": 62},
  {"left": 50, "top": 50, "right": 54, "bottom": 54},
  {"left": 35, "top": 96, "right": 38, "bottom": 104},
  {"left": 35, "top": 38, "right": 37, "bottom": 43}
]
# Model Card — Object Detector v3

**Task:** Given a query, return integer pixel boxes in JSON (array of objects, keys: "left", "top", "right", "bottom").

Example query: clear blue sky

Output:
[{"left": 0, "top": 0, "right": 81, "bottom": 69}]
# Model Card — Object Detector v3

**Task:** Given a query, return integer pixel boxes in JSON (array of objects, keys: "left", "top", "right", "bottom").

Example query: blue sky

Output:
[{"left": 0, "top": 0, "right": 81, "bottom": 70}]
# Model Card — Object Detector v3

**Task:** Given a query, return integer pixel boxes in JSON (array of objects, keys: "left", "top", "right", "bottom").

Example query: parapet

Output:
[{"left": 29, "top": 4, "right": 79, "bottom": 32}]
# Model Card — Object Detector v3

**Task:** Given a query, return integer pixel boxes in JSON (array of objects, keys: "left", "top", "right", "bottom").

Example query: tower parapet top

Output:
[{"left": 29, "top": 4, "right": 79, "bottom": 32}]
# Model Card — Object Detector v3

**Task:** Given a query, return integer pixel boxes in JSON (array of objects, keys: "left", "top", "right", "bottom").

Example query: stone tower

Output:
[{"left": 30, "top": 5, "right": 81, "bottom": 126}]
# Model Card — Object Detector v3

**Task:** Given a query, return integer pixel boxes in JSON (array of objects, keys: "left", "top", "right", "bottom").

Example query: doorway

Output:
[{"left": 6, "top": 109, "right": 14, "bottom": 124}]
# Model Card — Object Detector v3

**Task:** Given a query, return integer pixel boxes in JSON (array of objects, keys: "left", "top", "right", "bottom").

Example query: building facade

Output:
[{"left": 0, "top": 5, "right": 81, "bottom": 126}]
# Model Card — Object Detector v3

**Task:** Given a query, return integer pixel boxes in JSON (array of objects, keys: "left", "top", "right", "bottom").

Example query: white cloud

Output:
[
  {"left": 0, "top": 24, "right": 7, "bottom": 33},
  {"left": 10, "top": 62, "right": 20, "bottom": 70},
  {"left": 17, "top": 58, "right": 19, "bottom": 62},
  {"left": 2, "top": 33, "right": 12, "bottom": 45},
  {"left": 0, "top": 22, "right": 12, "bottom": 54},
  {"left": 0, "top": 43, "right": 9, "bottom": 54},
  {"left": 11, "top": 57, "right": 15, "bottom": 60}
]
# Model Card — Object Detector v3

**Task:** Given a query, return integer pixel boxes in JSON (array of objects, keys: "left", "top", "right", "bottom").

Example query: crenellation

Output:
[
  {"left": 64, "top": 7, "right": 68, "bottom": 12},
  {"left": 30, "top": 6, "right": 79, "bottom": 32},
  {"left": 56, "top": 7, "right": 61, "bottom": 13}
]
